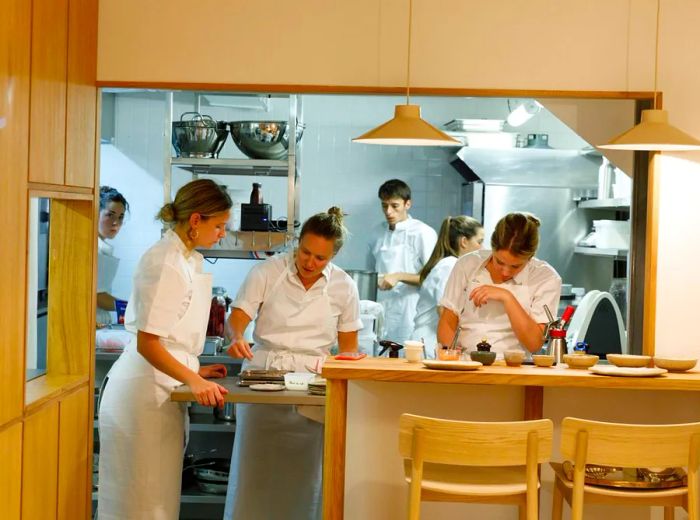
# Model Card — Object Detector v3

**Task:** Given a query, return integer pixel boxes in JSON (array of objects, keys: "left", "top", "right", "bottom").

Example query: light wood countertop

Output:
[
  {"left": 171, "top": 377, "right": 325, "bottom": 405},
  {"left": 321, "top": 357, "right": 700, "bottom": 391}
]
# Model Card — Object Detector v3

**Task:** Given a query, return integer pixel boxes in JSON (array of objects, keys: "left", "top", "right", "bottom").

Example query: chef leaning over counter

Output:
[
  {"left": 224, "top": 206, "right": 362, "bottom": 520},
  {"left": 98, "top": 179, "right": 232, "bottom": 520},
  {"left": 437, "top": 212, "right": 562, "bottom": 355}
]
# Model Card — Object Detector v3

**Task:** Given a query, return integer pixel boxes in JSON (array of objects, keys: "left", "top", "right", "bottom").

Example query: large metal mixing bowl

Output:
[
  {"left": 229, "top": 121, "right": 304, "bottom": 160},
  {"left": 172, "top": 112, "right": 228, "bottom": 158}
]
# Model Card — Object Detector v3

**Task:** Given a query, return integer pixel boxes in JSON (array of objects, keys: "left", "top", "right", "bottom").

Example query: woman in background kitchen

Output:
[
  {"left": 98, "top": 179, "right": 232, "bottom": 520},
  {"left": 224, "top": 206, "right": 362, "bottom": 520},
  {"left": 437, "top": 212, "right": 561, "bottom": 355},
  {"left": 411, "top": 215, "right": 484, "bottom": 357},
  {"left": 96, "top": 186, "right": 129, "bottom": 326}
]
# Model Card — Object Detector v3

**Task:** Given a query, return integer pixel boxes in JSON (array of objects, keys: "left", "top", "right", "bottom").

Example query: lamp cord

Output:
[
  {"left": 406, "top": 0, "right": 413, "bottom": 105},
  {"left": 653, "top": 0, "right": 660, "bottom": 109}
]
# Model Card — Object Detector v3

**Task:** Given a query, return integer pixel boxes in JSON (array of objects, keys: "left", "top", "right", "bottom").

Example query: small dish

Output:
[
  {"left": 606, "top": 354, "right": 651, "bottom": 368},
  {"left": 589, "top": 366, "right": 667, "bottom": 378},
  {"left": 504, "top": 349, "right": 526, "bottom": 367},
  {"left": 470, "top": 350, "right": 496, "bottom": 366},
  {"left": 564, "top": 354, "right": 599, "bottom": 369},
  {"left": 532, "top": 354, "right": 555, "bottom": 368},
  {"left": 422, "top": 360, "right": 482, "bottom": 371},
  {"left": 653, "top": 357, "right": 698, "bottom": 372},
  {"left": 249, "top": 383, "right": 286, "bottom": 392},
  {"left": 436, "top": 349, "right": 462, "bottom": 361}
]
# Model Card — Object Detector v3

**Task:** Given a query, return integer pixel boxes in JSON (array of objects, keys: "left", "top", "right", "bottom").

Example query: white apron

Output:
[
  {"left": 458, "top": 271, "right": 532, "bottom": 355},
  {"left": 97, "top": 271, "right": 212, "bottom": 520},
  {"left": 96, "top": 251, "right": 120, "bottom": 326},
  {"left": 375, "top": 234, "right": 419, "bottom": 344},
  {"left": 224, "top": 266, "right": 333, "bottom": 520},
  {"left": 413, "top": 310, "right": 439, "bottom": 358}
]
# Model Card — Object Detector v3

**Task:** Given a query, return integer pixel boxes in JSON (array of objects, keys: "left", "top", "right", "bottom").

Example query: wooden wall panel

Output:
[
  {"left": 47, "top": 200, "right": 95, "bottom": 376},
  {"left": 57, "top": 387, "right": 90, "bottom": 520},
  {"left": 65, "top": 0, "right": 98, "bottom": 188},
  {"left": 29, "top": 0, "right": 69, "bottom": 185},
  {"left": 0, "top": 0, "right": 31, "bottom": 426},
  {"left": 22, "top": 403, "right": 60, "bottom": 520},
  {"left": 0, "top": 423, "right": 23, "bottom": 519}
]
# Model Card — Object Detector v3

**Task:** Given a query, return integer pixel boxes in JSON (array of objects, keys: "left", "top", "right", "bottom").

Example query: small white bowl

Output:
[
  {"left": 283, "top": 372, "right": 315, "bottom": 391},
  {"left": 504, "top": 349, "right": 526, "bottom": 367},
  {"left": 606, "top": 354, "right": 651, "bottom": 368},
  {"left": 532, "top": 354, "right": 555, "bottom": 368},
  {"left": 564, "top": 354, "right": 599, "bottom": 370},
  {"left": 404, "top": 340, "right": 424, "bottom": 363},
  {"left": 654, "top": 357, "right": 698, "bottom": 372}
]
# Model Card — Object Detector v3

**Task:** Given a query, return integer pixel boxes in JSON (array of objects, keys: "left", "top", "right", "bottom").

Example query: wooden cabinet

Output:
[
  {"left": 22, "top": 403, "right": 60, "bottom": 520},
  {"left": 0, "top": 423, "right": 23, "bottom": 519},
  {"left": 58, "top": 387, "right": 90, "bottom": 520}
]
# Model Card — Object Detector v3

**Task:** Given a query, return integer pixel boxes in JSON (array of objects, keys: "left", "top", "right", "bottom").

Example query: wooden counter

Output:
[
  {"left": 320, "top": 357, "right": 700, "bottom": 519},
  {"left": 171, "top": 377, "right": 325, "bottom": 406}
]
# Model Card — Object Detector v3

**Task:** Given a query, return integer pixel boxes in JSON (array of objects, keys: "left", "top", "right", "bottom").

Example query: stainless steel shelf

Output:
[
  {"left": 199, "top": 230, "right": 291, "bottom": 258},
  {"left": 577, "top": 198, "right": 630, "bottom": 210},
  {"left": 189, "top": 413, "right": 236, "bottom": 433},
  {"left": 171, "top": 157, "right": 289, "bottom": 177},
  {"left": 574, "top": 246, "right": 628, "bottom": 258}
]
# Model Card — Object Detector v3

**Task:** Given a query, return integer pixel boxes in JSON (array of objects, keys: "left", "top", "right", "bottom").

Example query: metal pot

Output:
[
  {"left": 213, "top": 402, "right": 235, "bottom": 422},
  {"left": 346, "top": 270, "right": 378, "bottom": 301}
]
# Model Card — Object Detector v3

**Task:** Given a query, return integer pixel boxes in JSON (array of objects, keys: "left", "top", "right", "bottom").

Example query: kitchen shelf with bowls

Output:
[
  {"left": 574, "top": 246, "right": 628, "bottom": 259},
  {"left": 163, "top": 91, "right": 302, "bottom": 259}
]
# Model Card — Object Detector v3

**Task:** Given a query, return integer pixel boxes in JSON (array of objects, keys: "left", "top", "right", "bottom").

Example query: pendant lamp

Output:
[
  {"left": 599, "top": 0, "right": 700, "bottom": 151},
  {"left": 352, "top": 0, "right": 460, "bottom": 147}
]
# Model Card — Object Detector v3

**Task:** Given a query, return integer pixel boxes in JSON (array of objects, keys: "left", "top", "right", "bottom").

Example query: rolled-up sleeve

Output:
[
  {"left": 337, "top": 280, "right": 362, "bottom": 332},
  {"left": 132, "top": 263, "right": 189, "bottom": 338},
  {"left": 439, "top": 259, "right": 469, "bottom": 315},
  {"left": 232, "top": 263, "right": 270, "bottom": 321},
  {"left": 529, "top": 268, "right": 562, "bottom": 324}
]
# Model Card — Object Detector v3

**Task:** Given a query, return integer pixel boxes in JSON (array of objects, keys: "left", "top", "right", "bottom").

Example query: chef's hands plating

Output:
[
  {"left": 199, "top": 363, "right": 227, "bottom": 379},
  {"left": 226, "top": 336, "right": 253, "bottom": 360},
  {"left": 469, "top": 285, "right": 513, "bottom": 307}
]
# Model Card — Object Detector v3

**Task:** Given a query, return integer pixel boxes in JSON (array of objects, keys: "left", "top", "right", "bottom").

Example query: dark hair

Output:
[
  {"left": 378, "top": 179, "right": 411, "bottom": 201},
  {"left": 419, "top": 216, "right": 482, "bottom": 284},
  {"left": 99, "top": 186, "right": 129, "bottom": 213},
  {"left": 156, "top": 179, "right": 232, "bottom": 227},
  {"left": 491, "top": 212, "right": 541, "bottom": 258},
  {"left": 300, "top": 206, "right": 347, "bottom": 254}
]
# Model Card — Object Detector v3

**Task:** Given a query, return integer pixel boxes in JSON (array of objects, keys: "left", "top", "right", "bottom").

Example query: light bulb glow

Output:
[{"left": 506, "top": 101, "right": 543, "bottom": 127}]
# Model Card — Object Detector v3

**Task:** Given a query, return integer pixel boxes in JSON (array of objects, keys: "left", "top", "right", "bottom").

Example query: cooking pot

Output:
[
  {"left": 172, "top": 112, "right": 228, "bottom": 158},
  {"left": 185, "top": 457, "right": 230, "bottom": 495},
  {"left": 213, "top": 402, "right": 235, "bottom": 422},
  {"left": 346, "top": 270, "right": 378, "bottom": 301}
]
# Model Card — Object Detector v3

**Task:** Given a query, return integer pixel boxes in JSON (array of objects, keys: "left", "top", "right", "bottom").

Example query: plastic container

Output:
[
  {"left": 283, "top": 372, "right": 315, "bottom": 391},
  {"left": 404, "top": 340, "right": 424, "bottom": 363},
  {"left": 115, "top": 299, "right": 128, "bottom": 325},
  {"left": 593, "top": 220, "right": 630, "bottom": 249}
]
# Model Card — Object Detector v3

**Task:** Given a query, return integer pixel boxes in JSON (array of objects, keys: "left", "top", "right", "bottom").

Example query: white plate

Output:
[
  {"left": 422, "top": 360, "right": 482, "bottom": 371},
  {"left": 249, "top": 383, "right": 286, "bottom": 391},
  {"left": 589, "top": 366, "right": 667, "bottom": 377}
]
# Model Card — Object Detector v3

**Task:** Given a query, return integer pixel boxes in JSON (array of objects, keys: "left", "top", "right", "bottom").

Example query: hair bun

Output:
[{"left": 327, "top": 206, "right": 344, "bottom": 221}]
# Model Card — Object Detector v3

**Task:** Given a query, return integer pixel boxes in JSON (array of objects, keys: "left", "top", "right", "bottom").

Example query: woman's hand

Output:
[
  {"left": 469, "top": 285, "right": 514, "bottom": 307},
  {"left": 198, "top": 364, "right": 227, "bottom": 379},
  {"left": 226, "top": 336, "right": 253, "bottom": 360},
  {"left": 378, "top": 273, "right": 399, "bottom": 290},
  {"left": 188, "top": 376, "right": 228, "bottom": 407}
]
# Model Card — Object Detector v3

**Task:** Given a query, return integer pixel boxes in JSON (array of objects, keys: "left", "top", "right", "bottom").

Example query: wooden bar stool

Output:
[
  {"left": 551, "top": 417, "right": 700, "bottom": 520},
  {"left": 398, "top": 414, "right": 553, "bottom": 520}
]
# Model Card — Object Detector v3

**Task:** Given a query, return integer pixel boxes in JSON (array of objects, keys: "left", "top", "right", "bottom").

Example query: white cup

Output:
[{"left": 404, "top": 340, "right": 424, "bottom": 363}]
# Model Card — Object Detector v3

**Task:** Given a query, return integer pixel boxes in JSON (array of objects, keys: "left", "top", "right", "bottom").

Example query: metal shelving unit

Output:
[
  {"left": 574, "top": 246, "right": 628, "bottom": 259},
  {"left": 163, "top": 92, "right": 302, "bottom": 259},
  {"left": 577, "top": 197, "right": 630, "bottom": 210}
]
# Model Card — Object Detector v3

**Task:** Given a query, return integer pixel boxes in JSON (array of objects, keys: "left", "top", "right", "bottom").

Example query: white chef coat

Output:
[
  {"left": 98, "top": 230, "right": 212, "bottom": 520},
  {"left": 440, "top": 249, "right": 561, "bottom": 354},
  {"left": 97, "top": 236, "right": 120, "bottom": 325},
  {"left": 411, "top": 255, "right": 458, "bottom": 357},
  {"left": 369, "top": 216, "right": 437, "bottom": 343},
  {"left": 224, "top": 252, "right": 361, "bottom": 520}
]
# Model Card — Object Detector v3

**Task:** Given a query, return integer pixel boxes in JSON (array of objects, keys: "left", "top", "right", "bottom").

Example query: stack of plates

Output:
[{"left": 307, "top": 378, "right": 326, "bottom": 396}]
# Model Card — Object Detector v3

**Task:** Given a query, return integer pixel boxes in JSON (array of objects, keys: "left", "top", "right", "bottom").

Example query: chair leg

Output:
[
  {"left": 664, "top": 506, "right": 675, "bottom": 520},
  {"left": 551, "top": 479, "right": 564, "bottom": 520}
]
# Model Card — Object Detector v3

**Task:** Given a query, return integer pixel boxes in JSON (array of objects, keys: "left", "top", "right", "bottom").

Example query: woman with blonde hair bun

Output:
[{"left": 223, "top": 206, "right": 362, "bottom": 520}]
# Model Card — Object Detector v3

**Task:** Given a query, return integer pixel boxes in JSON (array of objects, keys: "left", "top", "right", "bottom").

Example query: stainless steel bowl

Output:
[
  {"left": 172, "top": 112, "right": 228, "bottom": 158},
  {"left": 229, "top": 121, "right": 305, "bottom": 160}
]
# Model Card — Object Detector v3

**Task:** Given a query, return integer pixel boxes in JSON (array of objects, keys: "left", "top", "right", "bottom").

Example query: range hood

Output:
[{"left": 451, "top": 136, "right": 601, "bottom": 189}]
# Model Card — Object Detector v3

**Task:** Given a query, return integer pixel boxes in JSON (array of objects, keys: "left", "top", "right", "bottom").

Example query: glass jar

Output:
[{"left": 207, "top": 286, "right": 228, "bottom": 337}]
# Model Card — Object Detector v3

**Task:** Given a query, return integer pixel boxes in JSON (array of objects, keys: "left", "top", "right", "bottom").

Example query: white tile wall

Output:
[{"left": 100, "top": 92, "right": 587, "bottom": 300}]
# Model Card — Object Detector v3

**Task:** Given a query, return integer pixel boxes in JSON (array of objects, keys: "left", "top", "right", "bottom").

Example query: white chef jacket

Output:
[
  {"left": 440, "top": 249, "right": 561, "bottom": 354},
  {"left": 369, "top": 216, "right": 437, "bottom": 343},
  {"left": 97, "top": 236, "right": 119, "bottom": 325},
  {"left": 234, "top": 252, "right": 363, "bottom": 352},
  {"left": 411, "top": 255, "right": 458, "bottom": 357}
]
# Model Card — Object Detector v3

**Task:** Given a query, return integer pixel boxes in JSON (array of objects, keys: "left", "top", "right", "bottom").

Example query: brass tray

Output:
[{"left": 563, "top": 461, "right": 686, "bottom": 489}]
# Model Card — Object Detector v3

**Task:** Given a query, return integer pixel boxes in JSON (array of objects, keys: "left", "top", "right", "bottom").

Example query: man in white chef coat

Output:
[{"left": 369, "top": 179, "right": 437, "bottom": 344}]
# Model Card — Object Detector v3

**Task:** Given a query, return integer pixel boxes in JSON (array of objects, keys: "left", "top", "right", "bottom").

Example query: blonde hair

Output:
[
  {"left": 491, "top": 212, "right": 541, "bottom": 258},
  {"left": 300, "top": 206, "right": 347, "bottom": 253},
  {"left": 157, "top": 179, "right": 231, "bottom": 226},
  {"left": 419, "top": 216, "right": 482, "bottom": 284}
]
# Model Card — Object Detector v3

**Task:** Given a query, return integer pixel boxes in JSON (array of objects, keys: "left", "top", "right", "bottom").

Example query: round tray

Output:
[{"left": 562, "top": 461, "right": 686, "bottom": 489}]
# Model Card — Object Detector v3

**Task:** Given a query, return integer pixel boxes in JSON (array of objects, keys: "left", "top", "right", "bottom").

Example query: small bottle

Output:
[
  {"left": 250, "top": 183, "right": 263, "bottom": 205},
  {"left": 207, "top": 287, "right": 228, "bottom": 338}
]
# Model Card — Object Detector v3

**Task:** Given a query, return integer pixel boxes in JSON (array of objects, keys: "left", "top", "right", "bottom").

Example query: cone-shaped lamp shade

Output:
[
  {"left": 599, "top": 109, "right": 700, "bottom": 151},
  {"left": 352, "top": 104, "right": 461, "bottom": 146}
]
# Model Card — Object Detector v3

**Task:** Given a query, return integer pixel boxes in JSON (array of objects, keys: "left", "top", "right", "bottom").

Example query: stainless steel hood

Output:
[{"left": 452, "top": 145, "right": 601, "bottom": 189}]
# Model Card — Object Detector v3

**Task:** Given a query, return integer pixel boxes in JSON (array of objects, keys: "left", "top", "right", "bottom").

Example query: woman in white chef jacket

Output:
[
  {"left": 98, "top": 179, "right": 232, "bottom": 520},
  {"left": 437, "top": 212, "right": 561, "bottom": 355},
  {"left": 411, "top": 216, "right": 484, "bottom": 357},
  {"left": 96, "top": 186, "right": 128, "bottom": 326},
  {"left": 223, "top": 207, "right": 361, "bottom": 520}
]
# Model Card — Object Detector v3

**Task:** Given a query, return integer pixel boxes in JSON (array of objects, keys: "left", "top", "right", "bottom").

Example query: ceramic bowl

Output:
[
  {"left": 504, "top": 349, "right": 526, "bottom": 367},
  {"left": 653, "top": 357, "right": 698, "bottom": 372},
  {"left": 606, "top": 354, "right": 651, "bottom": 368},
  {"left": 532, "top": 354, "right": 556, "bottom": 367},
  {"left": 563, "top": 353, "right": 599, "bottom": 369},
  {"left": 470, "top": 350, "right": 496, "bottom": 366}
]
